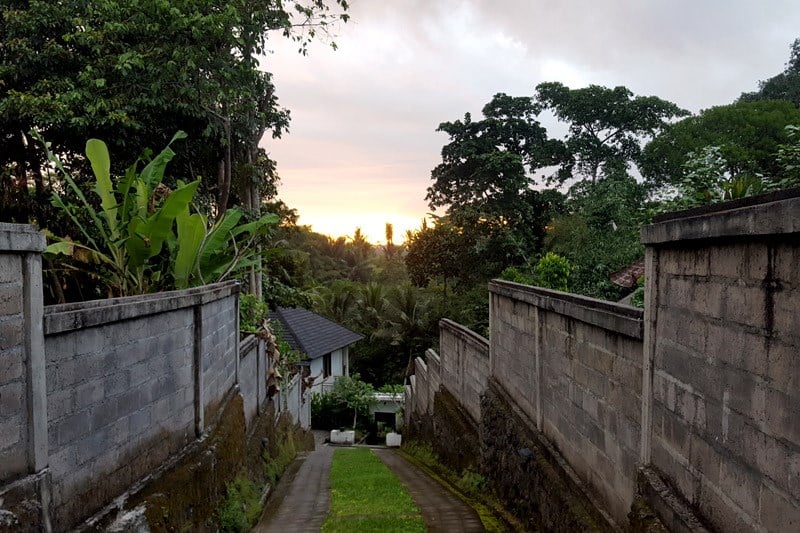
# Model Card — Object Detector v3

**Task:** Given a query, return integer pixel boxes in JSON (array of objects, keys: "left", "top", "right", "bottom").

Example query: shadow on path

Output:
[
  {"left": 373, "top": 448, "right": 486, "bottom": 533},
  {"left": 254, "top": 431, "right": 333, "bottom": 533},
  {"left": 255, "top": 434, "right": 485, "bottom": 533}
]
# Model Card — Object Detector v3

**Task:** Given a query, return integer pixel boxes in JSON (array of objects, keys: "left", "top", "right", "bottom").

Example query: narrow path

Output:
[
  {"left": 373, "top": 448, "right": 486, "bottom": 533},
  {"left": 254, "top": 431, "right": 333, "bottom": 533}
]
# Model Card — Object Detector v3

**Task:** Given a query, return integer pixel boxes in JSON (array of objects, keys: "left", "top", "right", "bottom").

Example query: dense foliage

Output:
[
  {"left": 1, "top": 0, "right": 350, "bottom": 226},
  {"left": 42, "top": 134, "right": 277, "bottom": 299},
  {"left": 3, "top": 2, "right": 798, "bottom": 395}
]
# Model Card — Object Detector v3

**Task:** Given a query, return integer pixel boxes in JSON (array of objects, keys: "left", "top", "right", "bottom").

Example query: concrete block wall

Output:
[
  {"left": 489, "top": 281, "right": 644, "bottom": 522},
  {"left": 239, "top": 335, "right": 267, "bottom": 424},
  {"left": 42, "top": 281, "right": 239, "bottom": 527},
  {"left": 0, "top": 224, "right": 47, "bottom": 491},
  {"left": 438, "top": 319, "right": 489, "bottom": 422},
  {"left": 200, "top": 294, "right": 239, "bottom": 423},
  {"left": 412, "top": 356, "right": 430, "bottom": 416},
  {"left": 641, "top": 191, "right": 800, "bottom": 531}
]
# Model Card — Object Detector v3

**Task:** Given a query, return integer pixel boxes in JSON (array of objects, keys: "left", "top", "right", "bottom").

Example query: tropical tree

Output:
[
  {"left": 312, "top": 280, "right": 358, "bottom": 324},
  {"left": 533, "top": 81, "right": 688, "bottom": 184},
  {"left": 640, "top": 100, "right": 800, "bottom": 189},
  {"left": 426, "top": 93, "right": 563, "bottom": 212},
  {"left": 330, "top": 374, "right": 374, "bottom": 429},
  {"left": 0, "top": 0, "right": 350, "bottom": 224},
  {"left": 545, "top": 171, "right": 647, "bottom": 299},
  {"left": 740, "top": 38, "right": 800, "bottom": 107}
]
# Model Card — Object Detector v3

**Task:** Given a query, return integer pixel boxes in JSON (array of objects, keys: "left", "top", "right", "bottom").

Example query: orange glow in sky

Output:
[{"left": 275, "top": 161, "right": 430, "bottom": 244}]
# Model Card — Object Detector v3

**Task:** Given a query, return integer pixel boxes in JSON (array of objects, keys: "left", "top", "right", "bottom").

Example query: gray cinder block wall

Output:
[
  {"left": 640, "top": 191, "right": 800, "bottom": 531},
  {"left": 0, "top": 223, "right": 48, "bottom": 529},
  {"left": 488, "top": 281, "right": 644, "bottom": 522},
  {"left": 0, "top": 222, "right": 278, "bottom": 530},
  {"left": 437, "top": 319, "right": 488, "bottom": 423},
  {"left": 407, "top": 188, "right": 800, "bottom": 531},
  {"left": 42, "top": 282, "right": 240, "bottom": 528}
]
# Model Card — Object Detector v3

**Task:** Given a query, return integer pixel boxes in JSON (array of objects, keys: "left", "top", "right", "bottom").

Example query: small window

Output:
[{"left": 323, "top": 353, "right": 332, "bottom": 378}]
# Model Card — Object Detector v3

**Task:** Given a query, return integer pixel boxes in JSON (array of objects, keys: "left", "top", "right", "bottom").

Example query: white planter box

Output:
[
  {"left": 386, "top": 432, "right": 402, "bottom": 447},
  {"left": 330, "top": 429, "right": 355, "bottom": 444}
]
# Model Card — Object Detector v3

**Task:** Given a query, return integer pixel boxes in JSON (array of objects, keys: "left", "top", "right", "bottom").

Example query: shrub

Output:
[
  {"left": 535, "top": 252, "right": 572, "bottom": 292},
  {"left": 240, "top": 293, "right": 269, "bottom": 332},
  {"left": 264, "top": 431, "right": 298, "bottom": 486},
  {"left": 217, "top": 477, "right": 262, "bottom": 532},
  {"left": 498, "top": 253, "right": 572, "bottom": 292},
  {"left": 630, "top": 276, "right": 645, "bottom": 308}
]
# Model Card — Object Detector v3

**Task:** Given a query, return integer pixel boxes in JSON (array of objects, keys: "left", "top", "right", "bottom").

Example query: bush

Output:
[
  {"left": 498, "top": 253, "right": 572, "bottom": 292},
  {"left": 535, "top": 252, "right": 571, "bottom": 292},
  {"left": 240, "top": 293, "right": 269, "bottom": 332},
  {"left": 217, "top": 477, "right": 262, "bottom": 532},
  {"left": 264, "top": 431, "right": 298, "bottom": 486},
  {"left": 311, "top": 392, "right": 352, "bottom": 430},
  {"left": 630, "top": 276, "right": 645, "bottom": 308}
]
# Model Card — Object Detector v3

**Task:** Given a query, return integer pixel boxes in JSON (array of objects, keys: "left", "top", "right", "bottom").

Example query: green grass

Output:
[{"left": 322, "top": 448, "right": 425, "bottom": 533}]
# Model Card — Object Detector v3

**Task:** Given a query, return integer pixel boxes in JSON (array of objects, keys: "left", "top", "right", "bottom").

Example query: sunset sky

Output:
[{"left": 262, "top": 0, "right": 800, "bottom": 243}]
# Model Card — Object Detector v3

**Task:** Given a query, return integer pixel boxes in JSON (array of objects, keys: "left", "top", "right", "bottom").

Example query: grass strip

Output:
[{"left": 323, "top": 448, "right": 425, "bottom": 533}]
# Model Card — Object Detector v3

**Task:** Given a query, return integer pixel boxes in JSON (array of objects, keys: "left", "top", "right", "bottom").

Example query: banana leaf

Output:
[
  {"left": 174, "top": 210, "right": 207, "bottom": 289},
  {"left": 127, "top": 179, "right": 200, "bottom": 267},
  {"left": 86, "top": 139, "right": 119, "bottom": 238}
]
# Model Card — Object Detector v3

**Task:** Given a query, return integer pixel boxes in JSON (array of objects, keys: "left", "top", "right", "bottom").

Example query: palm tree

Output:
[
  {"left": 312, "top": 281, "right": 358, "bottom": 325},
  {"left": 386, "top": 283, "right": 430, "bottom": 378}
]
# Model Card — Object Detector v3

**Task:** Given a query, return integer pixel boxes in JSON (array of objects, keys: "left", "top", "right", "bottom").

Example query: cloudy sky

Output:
[{"left": 262, "top": 0, "right": 800, "bottom": 243}]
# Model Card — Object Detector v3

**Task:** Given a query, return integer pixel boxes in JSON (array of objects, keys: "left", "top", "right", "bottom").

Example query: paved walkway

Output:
[
  {"left": 255, "top": 431, "right": 333, "bottom": 533},
  {"left": 373, "top": 448, "right": 485, "bottom": 533},
  {"left": 255, "top": 433, "right": 484, "bottom": 532}
]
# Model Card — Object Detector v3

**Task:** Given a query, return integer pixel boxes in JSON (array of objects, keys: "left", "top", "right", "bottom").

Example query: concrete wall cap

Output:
[
  {"left": 489, "top": 280, "right": 644, "bottom": 339},
  {"left": 0, "top": 223, "right": 46, "bottom": 252},
  {"left": 44, "top": 281, "right": 239, "bottom": 334},
  {"left": 439, "top": 318, "right": 489, "bottom": 352},
  {"left": 642, "top": 189, "right": 800, "bottom": 244}
]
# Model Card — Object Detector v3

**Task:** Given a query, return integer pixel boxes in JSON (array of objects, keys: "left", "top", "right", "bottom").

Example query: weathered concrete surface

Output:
[
  {"left": 642, "top": 193, "right": 800, "bottom": 532},
  {"left": 43, "top": 282, "right": 238, "bottom": 529},
  {"left": 374, "top": 448, "right": 485, "bottom": 533},
  {"left": 489, "top": 280, "right": 644, "bottom": 523},
  {"left": 438, "top": 319, "right": 489, "bottom": 423},
  {"left": 430, "top": 388, "right": 480, "bottom": 474},
  {"left": 255, "top": 431, "right": 333, "bottom": 533},
  {"left": 481, "top": 380, "right": 617, "bottom": 532},
  {"left": 0, "top": 223, "right": 48, "bottom": 531},
  {"left": 642, "top": 188, "right": 800, "bottom": 243}
]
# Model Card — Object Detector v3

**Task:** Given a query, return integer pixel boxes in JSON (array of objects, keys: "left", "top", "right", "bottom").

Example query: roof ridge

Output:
[{"left": 273, "top": 306, "right": 364, "bottom": 359}]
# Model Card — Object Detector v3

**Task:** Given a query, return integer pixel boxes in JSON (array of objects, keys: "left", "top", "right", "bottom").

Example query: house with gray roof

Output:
[{"left": 269, "top": 307, "right": 364, "bottom": 393}]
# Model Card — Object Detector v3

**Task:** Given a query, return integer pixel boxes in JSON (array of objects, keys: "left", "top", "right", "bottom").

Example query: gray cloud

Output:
[{"left": 262, "top": 0, "right": 800, "bottom": 238}]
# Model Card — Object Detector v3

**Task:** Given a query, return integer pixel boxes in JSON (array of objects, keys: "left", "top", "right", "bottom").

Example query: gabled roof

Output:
[{"left": 268, "top": 307, "right": 364, "bottom": 360}]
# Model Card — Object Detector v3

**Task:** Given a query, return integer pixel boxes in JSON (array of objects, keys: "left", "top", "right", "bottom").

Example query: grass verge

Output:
[{"left": 322, "top": 448, "right": 425, "bottom": 533}]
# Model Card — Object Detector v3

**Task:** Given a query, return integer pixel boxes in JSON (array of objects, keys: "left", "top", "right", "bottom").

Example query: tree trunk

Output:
[{"left": 217, "top": 117, "right": 232, "bottom": 217}]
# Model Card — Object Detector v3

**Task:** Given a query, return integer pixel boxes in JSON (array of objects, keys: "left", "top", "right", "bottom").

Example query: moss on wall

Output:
[
  {"left": 430, "top": 388, "right": 481, "bottom": 474},
  {"left": 480, "top": 381, "right": 616, "bottom": 532},
  {"left": 89, "top": 392, "right": 312, "bottom": 531}
]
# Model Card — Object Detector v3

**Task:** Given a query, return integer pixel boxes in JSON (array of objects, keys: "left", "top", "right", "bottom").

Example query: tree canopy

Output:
[
  {"left": 0, "top": 0, "right": 350, "bottom": 223},
  {"left": 640, "top": 100, "right": 800, "bottom": 188},
  {"left": 534, "top": 81, "right": 688, "bottom": 183},
  {"left": 740, "top": 38, "right": 800, "bottom": 107}
]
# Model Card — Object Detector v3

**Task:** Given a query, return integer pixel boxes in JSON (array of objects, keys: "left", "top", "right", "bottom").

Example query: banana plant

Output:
[
  {"left": 41, "top": 131, "right": 280, "bottom": 297},
  {"left": 172, "top": 207, "right": 279, "bottom": 289},
  {"left": 41, "top": 131, "right": 198, "bottom": 296}
]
